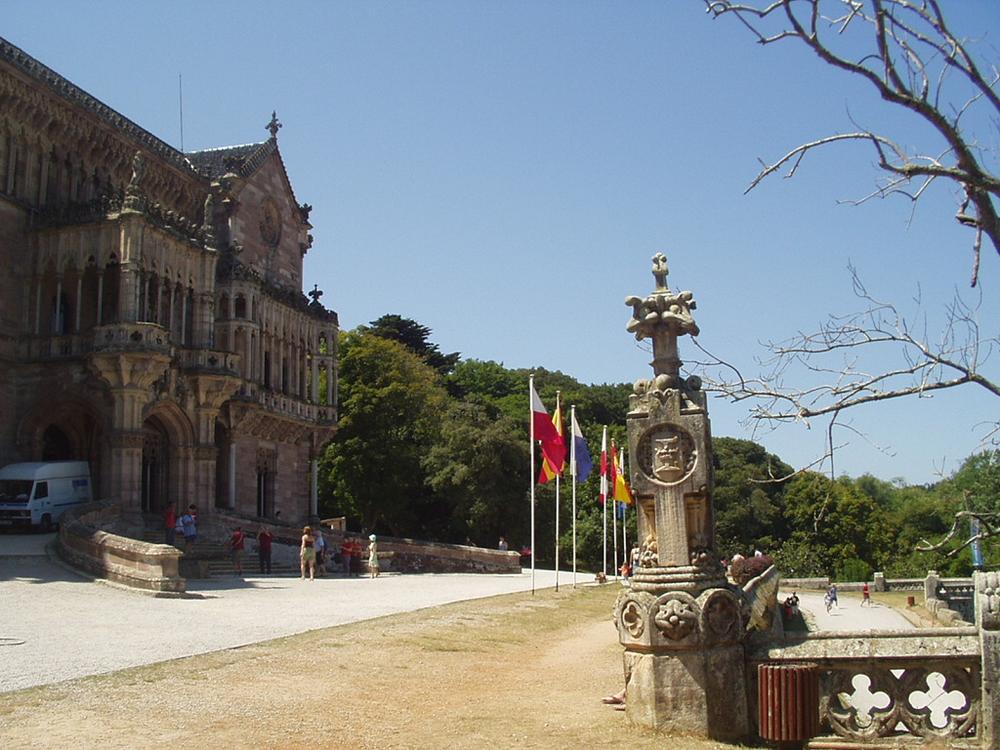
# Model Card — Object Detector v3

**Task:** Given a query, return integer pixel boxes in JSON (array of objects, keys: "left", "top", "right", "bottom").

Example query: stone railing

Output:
[
  {"left": 92, "top": 322, "right": 173, "bottom": 352},
  {"left": 232, "top": 384, "right": 335, "bottom": 423},
  {"left": 751, "top": 570, "right": 1000, "bottom": 748},
  {"left": 749, "top": 628, "right": 983, "bottom": 745},
  {"left": 370, "top": 535, "right": 521, "bottom": 574},
  {"left": 175, "top": 347, "right": 240, "bottom": 374},
  {"left": 56, "top": 500, "right": 185, "bottom": 594},
  {"left": 204, "top": 510, "right": 519, "bottom": 574}
]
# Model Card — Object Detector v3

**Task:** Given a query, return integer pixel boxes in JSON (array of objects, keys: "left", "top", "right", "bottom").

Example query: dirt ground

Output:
[{"left": 0, "top": 584, "right": 743, "bottom": 750}]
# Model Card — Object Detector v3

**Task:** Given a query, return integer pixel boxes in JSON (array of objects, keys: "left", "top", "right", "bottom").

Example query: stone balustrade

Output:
[
  {"left": 92, "top": 322, "right": 173, "bottom": 352},
  {"left": 56, "top": 500, "right": 185, "bottom": 594},
  {"left": 233, "top": 383, "right": 335, "bottom": 423},
  {"left": 174, "top": 346, "right": 240, "bottom": 374},
  {"left": 750, "top": 628, "right": 983, "bottom": 744}
]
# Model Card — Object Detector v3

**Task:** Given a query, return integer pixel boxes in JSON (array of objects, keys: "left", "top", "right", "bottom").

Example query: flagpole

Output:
[
  {"left": 570, "top": 405, "right": 577, "bottom": 588},
  {"left": 600, "top": 426, "right": 608, "bottom": 578},
  {"left": 612, "top": 440, "right": 618, "bottom": 581},
  {"left": 622, "top": 446, "right": 628, "bottom": 572},
  {"left": 529, "top": 374, "right": 536, "bottom": 595},
  {"left": 554, "top": 391, "right": 560, "bottom": 592}
]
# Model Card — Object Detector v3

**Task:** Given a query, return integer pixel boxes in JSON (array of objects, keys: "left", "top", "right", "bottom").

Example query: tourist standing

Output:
[
  {"left": 826, "top": 583, "right": 839, "bottom": 612},
  {"left": 314, "top": 529, "right": 327, "bottom": 577},
  {"left": 164, "top": 505, "right": 177, "bottom": 546},
  {"left": 300, "top": 525, "right": 316, "bottom": 581},
  {"left": 862, "top": 582, "right": 872, "bottom": 607},
  {"left": 180, "top": 505, "right": 198, "bottom": 552},
  {"left": 226, "top": 526, "right": 246, "bottom": 576},
  {"left": 368, "top": 534, "right": 380, "bottom": 578},
  {"left": 498, "top": 536, "right": 508, "bottom": 551},
  {"left": 257, "top": 525, "right": 273, "bottom": 575},
  {"left": 340, "top": 535, "right": 352, "bottom": 576}
]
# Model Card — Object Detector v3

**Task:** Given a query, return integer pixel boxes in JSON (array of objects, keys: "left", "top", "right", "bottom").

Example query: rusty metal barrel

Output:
[{"left": 758, "top": 662, "right": 820, "bottom": 747}]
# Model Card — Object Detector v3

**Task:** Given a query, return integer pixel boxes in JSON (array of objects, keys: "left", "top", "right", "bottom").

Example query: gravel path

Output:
[
  {"left": 783, "top": 590, "right": 915, "bottom": 631},
  {"left": 0, "top": 534, "right": 573, "bottom": 693}
]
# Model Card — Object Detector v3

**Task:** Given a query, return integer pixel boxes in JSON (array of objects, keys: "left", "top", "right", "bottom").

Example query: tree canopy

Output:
[{"left": 320, "top": 315, "right": 999, "bottom": 578}]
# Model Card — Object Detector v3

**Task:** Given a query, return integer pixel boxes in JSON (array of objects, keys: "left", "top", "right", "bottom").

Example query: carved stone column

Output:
[
  {"left": 976, "top": 571, "right": 1000, "bottom": 749},
  {"left": 88, "top": 350, "right": 171, "bottom": 509},
  {"left": 614, "top": 254, "right": 748, "bottom": 741},
  {"left": 189, "top": 372, "right": 241, "bottom": 513}
]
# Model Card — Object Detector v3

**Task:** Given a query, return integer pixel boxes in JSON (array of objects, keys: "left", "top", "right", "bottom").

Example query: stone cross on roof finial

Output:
[
  {"left": 652, "top": 252, "right": 669, "bottom": 291},
  {"left": 266, "top": 111, "right": 282, "bottom": 140},
  {"left": 308, "top": 284, "right": 323, "bottom": 305}
]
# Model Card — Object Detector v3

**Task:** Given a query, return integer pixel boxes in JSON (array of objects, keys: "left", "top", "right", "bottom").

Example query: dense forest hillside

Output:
[{"left": 319, "top": 317, "right": 998, "bottom": 578}]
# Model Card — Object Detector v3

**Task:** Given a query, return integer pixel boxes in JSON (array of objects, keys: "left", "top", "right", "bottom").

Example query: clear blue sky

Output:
[{"left": 6, "top": 1, "right": 997, "bottom": 485}]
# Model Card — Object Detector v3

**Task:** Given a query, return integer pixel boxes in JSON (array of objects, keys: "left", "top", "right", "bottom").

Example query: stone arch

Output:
[
  {"left": 17, "top": 395, "right": 107, "bottom": 496},
  {"left": 141, "top": 401, "right": 194, "bottom": 514}
]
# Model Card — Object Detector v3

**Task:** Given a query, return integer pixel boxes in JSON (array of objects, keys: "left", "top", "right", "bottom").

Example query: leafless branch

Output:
[
  {"left": 696, "top": 265, "right": 999, "bottom": 470},
  {"left": 706, "top": 0, "right": 1000, "bottom": 287},
  {"left": 915, "top": 510, "right": 1000, "bottom": 557}
]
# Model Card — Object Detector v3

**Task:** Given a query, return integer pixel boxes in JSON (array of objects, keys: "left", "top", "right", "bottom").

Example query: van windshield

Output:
[{"left": 0, "top": 480, "right": 33, "bottom": 502}]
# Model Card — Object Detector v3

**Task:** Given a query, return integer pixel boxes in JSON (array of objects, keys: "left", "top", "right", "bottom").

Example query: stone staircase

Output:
[{"left": 139, "top": 528, "right": 299, "bottom": 577}]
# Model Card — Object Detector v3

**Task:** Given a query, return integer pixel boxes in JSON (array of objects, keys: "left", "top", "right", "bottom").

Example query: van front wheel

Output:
[{"left": 39, "top": 514, "right": 53, "bottom": 533}]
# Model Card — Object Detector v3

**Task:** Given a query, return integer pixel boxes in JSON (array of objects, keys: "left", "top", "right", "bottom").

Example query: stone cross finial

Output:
[
  {"left": 266, "top": 111, "right": 282, "bottom": 139},
  {"left": 652, "top": 252, "right": 669, "bottom": 291},
  {"left": 308, "top": 284, "right": 323, "bottom": 305}
]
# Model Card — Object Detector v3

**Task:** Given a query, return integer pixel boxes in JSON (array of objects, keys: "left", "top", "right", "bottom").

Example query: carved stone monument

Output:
[{"left": 614, "top": 253, "right": 749, "bottom": 740}]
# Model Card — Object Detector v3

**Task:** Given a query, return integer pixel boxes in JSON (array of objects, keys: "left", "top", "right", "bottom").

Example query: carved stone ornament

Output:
[
  {"left": 621, "top": 600, "right": 645, "bottom": 638},
  {"left": 259, "top": 198, "right": 281, "bottom": 246},
  {"left": 653, "top": 595, "right": 699, "bottom": 641},
  {"left": 826, "top": 666, "right": 978, "bottom": 741},
  {"left": 700, "top": 590, "right": 740, "bottom": 643},
  {"left": 637, "top": 425, "right": 696, "bottom": 485}
]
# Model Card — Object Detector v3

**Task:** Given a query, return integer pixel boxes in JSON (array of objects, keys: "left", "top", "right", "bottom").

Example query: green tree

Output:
[
  {"left": 779, "top": 472, "right": 892, "bottom": 577},
  {"left": 713, "top": 437, "right": 793, "bottom": 558},
  {"left": 363, "top": 314, "right": 460, "bottom": 375},
  {"left": 423, "top": 399, "right": 529, "bottom": 545},
  {"left": 320, "top": 331, "right": 448, "bottom": 535}
]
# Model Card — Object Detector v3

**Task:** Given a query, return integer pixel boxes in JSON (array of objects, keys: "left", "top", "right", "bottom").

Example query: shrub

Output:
[
  {"left": 730, "top": 554, "right": 774, "bottom": 586},
  {"left": 835, "top": 557, "right": 872, "bottom": 583}
]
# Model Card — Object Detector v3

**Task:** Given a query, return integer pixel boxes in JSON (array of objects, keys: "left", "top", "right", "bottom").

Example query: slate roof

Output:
[{"left": 187, "top": 141, "right": 274, "bottom": 180}]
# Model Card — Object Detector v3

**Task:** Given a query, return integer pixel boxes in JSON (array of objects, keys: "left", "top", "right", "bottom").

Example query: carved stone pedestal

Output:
[
  {"left": 616, "top": 585, "right": 749, "bottom": 740},
  {"left": 613, "top": 255, "right": 750, "bottom": 742}
]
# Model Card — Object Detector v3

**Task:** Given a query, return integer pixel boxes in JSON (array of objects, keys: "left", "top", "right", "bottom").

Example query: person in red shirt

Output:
[
  {"left": 227, "top": 526, "right": 246, "bottom": 576},
  {"left": 862, "top": 582, "right": 872, "bottom": 607},
  {"left": 257, "top": 526, "right": 273, "bottom": 575},
  {"left": 164, "top": 506, "right": 177, "bottom": 546},
  {"left": 340, "top": 536, "right": 352, "bottom": 576}
]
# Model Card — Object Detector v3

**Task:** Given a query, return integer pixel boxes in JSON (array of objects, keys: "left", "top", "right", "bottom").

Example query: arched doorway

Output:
[
  {"left": 41, "top": 424, "right": 74, "bottom": 460},
  {"left": 214, "top": 420, "right": 230, "bottom": 509},
  {"left": 141, "top": 417, "right": 170, "bottom": 514},
  {"left": 19, "top": 399, "right": 105, "bottom": 497}
]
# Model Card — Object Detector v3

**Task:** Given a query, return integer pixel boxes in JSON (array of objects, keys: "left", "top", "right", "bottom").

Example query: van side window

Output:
[{"left": 34, "top": 481, "right": 48, "bottom": 500}]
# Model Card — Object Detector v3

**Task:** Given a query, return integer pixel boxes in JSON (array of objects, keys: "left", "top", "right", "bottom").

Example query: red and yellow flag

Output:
[{"left": 538, "top": 397, "right": 566, "bottom": 484}]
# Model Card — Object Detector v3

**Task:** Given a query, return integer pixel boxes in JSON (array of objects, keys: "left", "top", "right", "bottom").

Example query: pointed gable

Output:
[{"left": 222, "top": 141, "right": 312, "bottom": 291}]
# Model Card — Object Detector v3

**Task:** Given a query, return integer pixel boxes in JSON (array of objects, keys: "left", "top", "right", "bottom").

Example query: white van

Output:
[{"left": 0, "top": 461, "right": 92, "bottom": 531}]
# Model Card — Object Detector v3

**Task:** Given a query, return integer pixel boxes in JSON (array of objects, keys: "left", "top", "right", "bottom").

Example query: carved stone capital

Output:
[
  {"left": 976, "top": 571, "right": 1000, "bottom": 630},
  {"left": 89, "top": 351, "right": 171, "bottom": 391}
]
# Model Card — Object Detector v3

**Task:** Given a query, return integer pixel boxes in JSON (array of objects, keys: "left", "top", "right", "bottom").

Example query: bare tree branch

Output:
[
  {"left": 706, "top": 0, "right": 1000, "bottom": 287},
  {"left": 695, "top": 265, "right": 999, "bottom": 469},
  {"left": 915, "top": 510, "right": 1000, "bottom": 557}
]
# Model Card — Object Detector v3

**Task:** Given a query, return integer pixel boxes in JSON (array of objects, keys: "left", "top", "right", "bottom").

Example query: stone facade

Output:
[{"left": 0, "top": 38, "right": 337, "bottom": 526}]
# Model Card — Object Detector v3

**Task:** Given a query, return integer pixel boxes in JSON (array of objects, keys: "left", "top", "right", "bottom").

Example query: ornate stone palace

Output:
[{"left": 0, "top": 37, "right": 337, "bottom": 524}]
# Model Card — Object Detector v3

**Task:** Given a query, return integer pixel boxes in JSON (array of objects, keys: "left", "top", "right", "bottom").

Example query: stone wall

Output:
[{"left": 56, "top": 500, "right": 185, "bottom": 594}]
